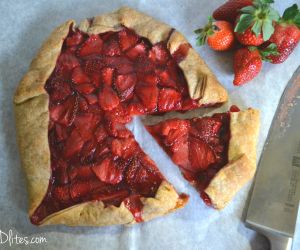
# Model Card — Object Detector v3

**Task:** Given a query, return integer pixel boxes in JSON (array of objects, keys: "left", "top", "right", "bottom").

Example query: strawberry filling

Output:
[
  {"left": 31, "top": 26, "right": 198, "bottom": 225},
  {"left": 146, "top": 113, "right": 230, "bottom": 206}
]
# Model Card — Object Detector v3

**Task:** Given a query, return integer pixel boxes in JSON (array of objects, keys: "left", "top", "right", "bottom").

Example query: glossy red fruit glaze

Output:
[
  {"left": 72, "top": 67, "right": 90, "bottom": 84},
  {"left": 124, "top": 195, "right": 144, "bottom": 223},
  {"left": 146, "top": 112, "right": 230, "bottom": 206},
  {"left": 66, "top": 31, "right": 83, "bottom": 47},
  {"left": 92, "top": 157, "right": 123, "bottom": 184},
  {"left": 32, "top": 26, "right": 196, "bottom": 224},
  {"left": 98, "top": 86, "right": 120, "bottom": 111},
  {"left": 78, "top": 34, "right": 103, "bottom": 57},
  {"left": 172, "top": 43, "right": 192, "bottom": 63},
  {"left": 230, "top": 105, "right": 240, "bottom": 112}
]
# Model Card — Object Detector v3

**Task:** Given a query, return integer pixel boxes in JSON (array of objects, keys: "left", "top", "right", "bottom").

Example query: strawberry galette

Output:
[
  {"left": 146, "top": 107, "right": 260, "bottom": 209},
  {"left": 13, "top": 7, "right": 258, "bottom": 227}
]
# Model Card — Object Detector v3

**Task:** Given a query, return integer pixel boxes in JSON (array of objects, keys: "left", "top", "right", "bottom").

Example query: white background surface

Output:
[{"left": 0, "top": 0, "right": 299, "bottom": 249}]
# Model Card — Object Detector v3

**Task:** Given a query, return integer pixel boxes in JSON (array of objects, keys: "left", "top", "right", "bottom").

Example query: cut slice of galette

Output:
[
  {"left": 146, "top": 107, "right": 260, "bottom": 209},
  {"left": 14, "top": 7, "right": 227, "bottom": 226}
]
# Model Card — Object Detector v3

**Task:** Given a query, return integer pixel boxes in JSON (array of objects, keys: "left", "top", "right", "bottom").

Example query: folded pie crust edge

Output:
[
  {"left": 14, "top": 6, "right": 228, "bottom": 105},
  {"left": 40, "top": 181, "right": 185, "bottom": 226},
  {"left": 205, "top": 109, "right": 260, "bottom": 209}
]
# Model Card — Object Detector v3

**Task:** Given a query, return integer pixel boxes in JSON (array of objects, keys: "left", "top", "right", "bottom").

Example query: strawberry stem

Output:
[
  {"left": 194, "top": 16, "right": 216, "bottom": 46},
  {"left": 235, "top": 0, "right": 279, "bottom": 41},
  {"left": 281, "top": 4, "right": 300, "bottom": 28},
  {"left": 258, "top": 43, "right": 279, "bottom": 61}
]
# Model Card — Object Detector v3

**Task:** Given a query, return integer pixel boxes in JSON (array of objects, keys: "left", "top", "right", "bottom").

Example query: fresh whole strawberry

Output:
[
  {"left": 213, "top": 0, "right": 253, "bottom": 23},
  {"left": 233, "top": 43, "right": 279, "bottom": 85},
  {"left": 267, "top": 4, "right": 300, "bottom": 64},
  {"left": 235, "top": 25, "right": 264, "bottom": 46},
  {"left": 234, "top": 0, "right": 279, "bottom": 46},
  {"left": 195, "top": 17, "right": 235, "bottom": 51}
]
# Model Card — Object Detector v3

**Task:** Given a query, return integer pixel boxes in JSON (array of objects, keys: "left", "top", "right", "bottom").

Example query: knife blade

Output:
[{"left": 245, "top": 66, "right": 300, "bottom": 250}]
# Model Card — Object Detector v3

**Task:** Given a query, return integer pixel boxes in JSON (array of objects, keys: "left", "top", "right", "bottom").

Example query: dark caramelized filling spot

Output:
[
  {"left": 146, "top": 113, "right": 230, "bottom": 206},
  {"left": 31, "top": 26, "right": 198, "bottom": 224}
]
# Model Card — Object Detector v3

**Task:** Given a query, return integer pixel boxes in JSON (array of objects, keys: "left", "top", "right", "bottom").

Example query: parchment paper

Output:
[{"left": 0, "top": 0, "right": 299, "bottom": 249}]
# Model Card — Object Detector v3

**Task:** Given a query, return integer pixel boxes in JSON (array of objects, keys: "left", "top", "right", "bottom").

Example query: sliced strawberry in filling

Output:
[
  {"left": 111, "top": 137, "right": 138, "bottom": 159},
  {"left": 84, "top": 58, "right": 104, "bottom": 74},
  {"left": 106, "top": 120, "right": 132, "bottom": 138},
  {"left": 72, "top": 67, "right": 91, "bottom": 84},
  {"left": 32, "top": 26, "right": 202, "bottom": 224},
  {"left": 118, "top": 28, "right": 139, "bottom": 51},
  {"left": 135, "top": 82, "right": 159, "bottom": 112},
  {"left": 66, "top": 31, "right": 83, "bottom": 47},
  {"left": 63, "top": 129, "right": 85, "bottom": 158},
  {"left": 78, "top": 34, "right": 103, "bottom": 57},
  {"left": 92, "top": 157, "right": 123, "bottom": 185},
  {"left": 158, "top": 88, "right": 182, "bottom": 112},
  {"left": 49, "top": 95, "right": 78, "bottom": 126},
  {"left": 46, "top": 77, "right": 72, "bottom": 102},
  {"left": 74, "top": 113, "right": 101, "bottom": 141},
  {"left": 105, "top": 105, "right": 132, "bottom": 124},
  {"left": 101, "top": 67, "right": 115, "bottom": 86},
  {"left": 56, "top": 52, "right": 80, "bottom": 78},
  {"left": 98, "top": 86, "right": 120, "bottom": 111},
  {"left": 70, "top": 179, "right": 105, "bottom": 201},
  {"left": 146, "top": 113, "right": 230, "bottom": 206},
  {"left": 74, "top": 83, "right": 95, "bottom": 94},
  {"left": 126, "top": 42, "right": 148, "bottom": 59},
  {"left": 115, "top": 73, "right": 137, "bottom": 101},
  {"left": 102, "top": 34, "right": 121, "bottom": 56},
  {"left": 149, "top": 43, "right": 170, "bottom": 64},
  {"left": 94, "top": 125, "right": 108, "bottom": 142},
  {"left": 54, "top": 124, "right": 68, "bottom": 142},
  {"left": 52, "top": 185, "right": 71, "bottom": 203},
  {"left": 156, "top": 69, "right": 178, "bottom": 89},
  {"left": 84, "top": 93, "right": 98, "bottom": 105},
  {"left": 68, "top": 164, "right": 94, "bottom": 181},
  {"left": 80, "top": 139, "right": 98, "bottom": 163},
  {"left": 189, "top": 137, "right": 216, "bottom": 171},
  {"left": 53, "top": 159, "right": 69, "bottom": 185}
]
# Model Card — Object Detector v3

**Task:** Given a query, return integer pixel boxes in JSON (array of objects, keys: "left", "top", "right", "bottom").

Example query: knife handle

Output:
[{"left": 263, "top": 231, "right": 293, "bottom": 250}]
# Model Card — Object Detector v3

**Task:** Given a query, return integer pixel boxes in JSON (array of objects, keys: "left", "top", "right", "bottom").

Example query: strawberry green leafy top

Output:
[{"left": 234, "top": 0, "right": 280, "bottom": 41}]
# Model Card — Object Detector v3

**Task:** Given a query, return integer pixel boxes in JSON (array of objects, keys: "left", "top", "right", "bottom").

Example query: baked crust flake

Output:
[{"left": 205, "top": 109, "right": 260, "bottom": 209}]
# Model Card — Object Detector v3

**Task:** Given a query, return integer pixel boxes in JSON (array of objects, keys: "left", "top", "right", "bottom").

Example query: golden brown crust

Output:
[
  {"left": 141, "top": 181, "right": 186, "bottom": 222},
  {"left": 14, "top": 94, "right": 51, "bottom": 216},
  {"left": 14, "top": 20, "right": 74, "bottom": 104},
  {"left": 228, "top": 109, "right": 260, "bottom": 165},
  {"left": 205, "top": 155, "right": 254, "bottom": 210},
  {"left": 167, "top": 31, "right": 228, "bottom": 105},
  {"left": 205, "top": 109, "right": 260, "bottom": 209},
  {"left": 39, "top": 181, "right": 186, "bottom": 226},
  {"left": 41, "top": 201, "right": 134, "bottom": 226},
  {"left": 14, "top": 7, "right": 227, "bottom": 226}
]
